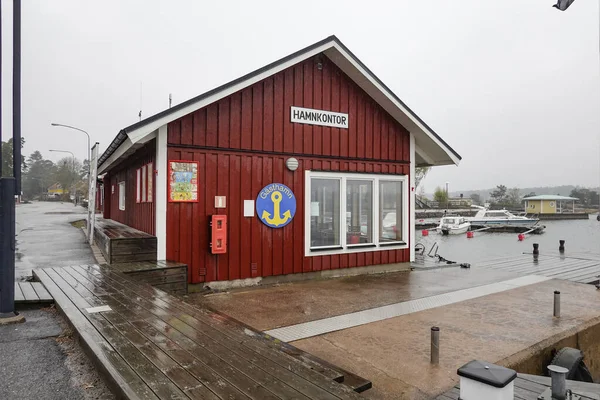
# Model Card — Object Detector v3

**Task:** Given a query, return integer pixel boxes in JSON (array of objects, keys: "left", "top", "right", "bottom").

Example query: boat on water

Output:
[
  {"left": 467, "top": 205, "right": 542, "bottom": 230},
  {"left": 436, "top": 216, "right": 470, "bottom": 235}
]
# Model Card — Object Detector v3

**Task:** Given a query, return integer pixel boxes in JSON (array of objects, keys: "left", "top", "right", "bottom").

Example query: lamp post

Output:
[
  {"left": 49, "top": 149, "right": 76, "bottom": 206},
  {"left": 445, "top": 181, "right": 450, "bottom": 210},
  {"left": 51, "top": 123, "right": 90, "bottom": 194}
]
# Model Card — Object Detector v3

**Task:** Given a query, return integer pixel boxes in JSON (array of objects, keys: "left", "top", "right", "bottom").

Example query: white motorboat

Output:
[
  {"left": 467, "top": 205, "right": 541, "bottom": 228},
  {"left": 436, "top": 216, "right": 470, "bottom": 235}
]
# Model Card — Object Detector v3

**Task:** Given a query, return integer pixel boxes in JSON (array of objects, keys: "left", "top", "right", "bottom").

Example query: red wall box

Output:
[{"left": 166, "top": 55, "right": 410, "bottom": 284}]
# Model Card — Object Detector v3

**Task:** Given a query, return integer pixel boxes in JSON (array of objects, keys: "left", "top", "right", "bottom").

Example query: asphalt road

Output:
[
  {"left": 15, "top": 201, "right": 95, "bottom": 280},
  {"left": 1, "top": 201, "right": 113, "bottom": 399}
]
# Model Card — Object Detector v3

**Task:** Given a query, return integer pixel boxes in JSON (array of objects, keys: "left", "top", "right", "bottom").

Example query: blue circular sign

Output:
[{"left": 256, "top": 183, "right": 296, "bottom": 228}]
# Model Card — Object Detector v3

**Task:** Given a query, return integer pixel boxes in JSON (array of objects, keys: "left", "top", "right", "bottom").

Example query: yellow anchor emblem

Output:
[{"left": 261, "top": 191, "right": 292, "bottom": 226}]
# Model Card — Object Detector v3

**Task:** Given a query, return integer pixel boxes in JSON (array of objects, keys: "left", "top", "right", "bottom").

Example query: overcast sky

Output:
[{"left": 1, "top": 0, "right": 599, "bottom": 192}]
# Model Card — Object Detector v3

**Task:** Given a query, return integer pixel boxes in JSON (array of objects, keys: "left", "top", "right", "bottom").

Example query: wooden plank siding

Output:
[
  {"left": 166, "top": 54, "right": 411, "bottom": 284},
  {"left": 104, "top": 140, "right": 156, "bottom": 235}
]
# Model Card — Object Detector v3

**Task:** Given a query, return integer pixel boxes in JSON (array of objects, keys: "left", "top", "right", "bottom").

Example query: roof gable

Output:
[{"left": 99, "top": 35, "right": 460, "bottom": 172}]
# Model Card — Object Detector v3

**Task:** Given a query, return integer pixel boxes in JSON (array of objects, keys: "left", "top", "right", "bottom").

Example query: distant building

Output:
[
  {"left": 47, "top": 183, "right": 64, "bottom": 197},
  {"left": 447, "top": 197, "right": 472, "bottom": 207},
  {"left": 523, "top": 195, "right": 578, "bottom": 214}
]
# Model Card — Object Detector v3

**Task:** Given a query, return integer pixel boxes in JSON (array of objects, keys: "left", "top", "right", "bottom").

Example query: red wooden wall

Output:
[
  {"left": 166, "top": 54, "right": 411, "bottom": 284},
  {"left": 105, "top": 140, "right": 156, "bottom": 235}
]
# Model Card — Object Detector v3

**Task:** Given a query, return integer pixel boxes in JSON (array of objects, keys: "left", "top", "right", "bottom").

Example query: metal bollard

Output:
[
  {"left": 548, "top": 365, "right": 568, "bottom": 400},
  {"left": 559, "top": 240, "right": 565, "bottom": 253},
  {"left": 533, "top": 243, "right": 540, "bottom": 255},
  {"left": 554, "top": 291, "right": 561, "bottom": 318},
  {"left": 430, "top": 327, "right": 439, "bottom": 365}
]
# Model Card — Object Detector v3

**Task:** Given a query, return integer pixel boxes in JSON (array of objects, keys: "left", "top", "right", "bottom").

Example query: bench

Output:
[
  {"left": 33, "top": 265, "right": 368, "bottom": 400},
  {"left": 111, "top": 260, "right": 188, "bottom": 295},
  {"left": 94, "top": 218, "right": 157, "bottom": 264}
]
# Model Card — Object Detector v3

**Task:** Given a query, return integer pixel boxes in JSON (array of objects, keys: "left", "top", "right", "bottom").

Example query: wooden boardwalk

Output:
[
  {"left": 14, "top": 281, "right": 53, "bottom": 304},
  {"left": 437, "top": 373, "right": 600, "bottom": 399},
  {"left": 33, "top": 264, "right": 364, "bottom": 400},
  {"left": 413, "top": 252, "right": 600, "bottom": 284}
]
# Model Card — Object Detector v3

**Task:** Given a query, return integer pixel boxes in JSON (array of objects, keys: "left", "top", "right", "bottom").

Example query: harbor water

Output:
[{"left": 415, "top": 215, "right": 600, "bottom": 264}]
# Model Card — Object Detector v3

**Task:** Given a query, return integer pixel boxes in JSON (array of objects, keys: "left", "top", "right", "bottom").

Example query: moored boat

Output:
[{"left": 436, "top": 216, "right": 470, "bottom": 235}]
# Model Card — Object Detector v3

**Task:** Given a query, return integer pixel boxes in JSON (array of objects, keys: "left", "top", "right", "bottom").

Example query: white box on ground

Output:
[{"left": 460, "top": 377, "right": 514, "bottom": 400}]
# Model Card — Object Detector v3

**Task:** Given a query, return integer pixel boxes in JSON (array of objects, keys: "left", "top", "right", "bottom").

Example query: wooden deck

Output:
[
  {"left": 33, "top": 264, "right": 365, "bottom": 400},
  {"left": 436, "top": 373, "right": 600, "bottom": 399},
  {"left": 111, "top": 260, "right": 188, "bottom": 295},
  {"left": 94, "top": 218, "right": 157, "bottom": 264},
  {"left": 14, "top": 281, "right": 53, "bottom": 304},
  {"left": 412, "top": 252, "right": 600, "bottom": 284}
]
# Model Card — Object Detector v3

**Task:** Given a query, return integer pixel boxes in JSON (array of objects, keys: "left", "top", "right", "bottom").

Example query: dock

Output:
[
  {"left": 412, "top": 251, "right": 600, "bottom": 285},
  {"left": 32, "top": 264, "right": 367, "bottom": 400},
  {"left": 437, "top": 373, "right": 600, "bottom": 399}
]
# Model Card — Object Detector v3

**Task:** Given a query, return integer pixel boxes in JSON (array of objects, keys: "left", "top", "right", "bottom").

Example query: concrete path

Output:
[{"left": 16, "top": 201, "right": 95, "bottom": 280}]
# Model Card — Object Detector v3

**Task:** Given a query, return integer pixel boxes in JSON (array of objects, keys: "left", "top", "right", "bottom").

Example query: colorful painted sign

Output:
[
  {"left": 256, "top": 183, "right": 296, "bottom": 228},
  {"left": 168, "top": 160, "right": 199, "bottom": 202}
]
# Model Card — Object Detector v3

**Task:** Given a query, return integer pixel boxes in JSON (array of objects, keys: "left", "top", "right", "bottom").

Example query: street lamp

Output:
[
  {"left": 51, "top": 123, "right": 91, "bottom": 197},
  {"left": 49, "top": 149, "right": 76, "bottom": 206},
  {"left": 445, "top": 181, "right": 450, "bottom": 210}
]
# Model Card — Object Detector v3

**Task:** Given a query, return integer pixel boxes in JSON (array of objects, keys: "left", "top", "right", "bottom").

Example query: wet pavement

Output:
[
  {"left": 293, "top": 279, "right": 600, "bottom": 399},
  {"left": 0, "top": 308, "right": 113, "bottom": 400},
  {"left": 192, "top": 267, "right": 520, "bottom": 331},
  {"left": 16, "top": 201, "right": 95, "bottom": 280},
  {"left": 191, "top": 268, "right": 600, "bottom": 399}
]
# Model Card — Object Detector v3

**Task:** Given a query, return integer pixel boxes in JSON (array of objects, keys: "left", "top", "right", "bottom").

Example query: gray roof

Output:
[{"left": 522, "top": 195, "right": 578, "bottom": 201}]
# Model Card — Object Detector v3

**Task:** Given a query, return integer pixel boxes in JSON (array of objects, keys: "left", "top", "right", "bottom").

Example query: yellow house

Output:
[
  {"left": 523, "top": 195, "right": 578, "bottom": 214},
  {"left": 47, "top": 183, "right": 65, "bottom": 195}
]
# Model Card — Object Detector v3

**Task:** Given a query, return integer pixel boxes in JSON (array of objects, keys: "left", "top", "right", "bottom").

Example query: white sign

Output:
[
  {"left": 243, "top": 200, "right": 255, "bottom": 217},
  {"left": 215, "top": 196, "right": 226, "bottom": 208},
  {"left": 291, "top": 106, "right": 348, "bottom": 129},
  {"left": 310, "top": 202, "right": 320, "bottom": 217}
]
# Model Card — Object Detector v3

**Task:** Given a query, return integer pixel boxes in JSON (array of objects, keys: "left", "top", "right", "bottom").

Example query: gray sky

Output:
[{"left": 2, "top": 0, "right": 599, "bottom": 192}]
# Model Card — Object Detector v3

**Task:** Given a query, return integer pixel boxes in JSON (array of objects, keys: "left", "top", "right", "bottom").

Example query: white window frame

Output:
[
  {"left": 141, "top": 166, "right": 147, "bottom": 202},
  {"left": 118, "top": 181, "right": 126, "bottom": 211},
  {"left": 136, "top": 169, "right": 141, "bottom": 203},
  {"left": 305, "top": 171, "right": 408, "bottom": 257}
]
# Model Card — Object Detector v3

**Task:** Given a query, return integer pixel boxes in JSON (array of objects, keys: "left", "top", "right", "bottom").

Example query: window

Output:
[
  {"left": 147, "top": 163, "right": 153, "bottom": 202},
  {"left": 118, "top": 181, "right": 126, "bottom": 211},
  {"left": 306, "top": 171, "right": 407, "bottom": 255},
  {"left": 141, "top": 166, "right": 147, "bottom": 202},
  {"left": 379, "top": 180, "right": 403, "bottom": 243},
  {"left": 135, "top": 163, "right": 154, "bottom": 203},
  {"left": 310, "top": 178, "right": 341, "bottom": 248},
  {"left": 136, "top": 169, "right": 141, "bottom": 203},
  {"left": 346, "top": 180, "right": 373, "bottom": 245}
]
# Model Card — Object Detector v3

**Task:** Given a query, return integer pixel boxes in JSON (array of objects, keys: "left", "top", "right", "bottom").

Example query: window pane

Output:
[
  {"left": 141, "top": 166, "right": 147, "bottom": 202},
  {"left": 379, "top": 181, "right": 403, "bottom": 242},
  {"left": 136, "top": 169, "right": 141, "bottom": 203},
  {"left": 310, "top": 178, "right": 340, "bottom": 247},
  {"left": 346, "top": 180, "right": 373, "bottom": 244},
  {"left": 119, "top": 182, "right": 126, "bottom": 211},
  {"left": 147, "top": 163, "right": 153, "bottom": 202}
]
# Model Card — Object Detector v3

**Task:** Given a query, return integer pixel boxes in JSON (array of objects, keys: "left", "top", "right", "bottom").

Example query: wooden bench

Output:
[
  {"left": 33, "top": 265, "right": 368, "bottom": 400},
  {"left": 111, "top": 261, "right": 188, "bottom": 295},
  {"left": 94, "top": 219, "right": 157, "bottom": 264}
]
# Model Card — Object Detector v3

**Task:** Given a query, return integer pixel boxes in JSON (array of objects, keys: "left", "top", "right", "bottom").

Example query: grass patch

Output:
[{"left": 70, "top": 220, "right": 86, "bottom": 229}]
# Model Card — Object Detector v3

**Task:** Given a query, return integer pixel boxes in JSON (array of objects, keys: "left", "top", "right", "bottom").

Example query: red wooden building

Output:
[{"left": 97, "top": 36, "right": 460, "bottom": 286}]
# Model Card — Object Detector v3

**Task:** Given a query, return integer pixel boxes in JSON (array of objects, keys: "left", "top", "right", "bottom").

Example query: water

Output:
[{"left": 415, "top": 216, "right": 600, "bottom": 264}]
